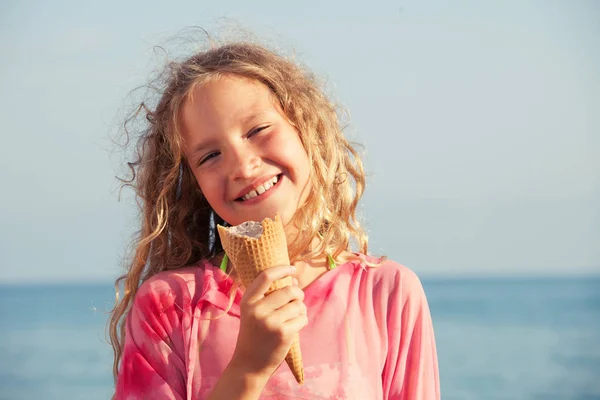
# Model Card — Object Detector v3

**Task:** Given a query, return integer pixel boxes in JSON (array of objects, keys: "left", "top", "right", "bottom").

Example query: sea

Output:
[{"left": 0, "top": 276, "right": 599, "bottom": 400}]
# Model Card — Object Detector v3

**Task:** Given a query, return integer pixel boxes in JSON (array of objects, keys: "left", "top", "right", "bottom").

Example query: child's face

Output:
[{"left": 180, "top": 76, "right": 311, "bottom": 227}]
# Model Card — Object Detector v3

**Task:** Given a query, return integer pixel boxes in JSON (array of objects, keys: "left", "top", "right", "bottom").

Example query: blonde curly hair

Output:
[{"left": 108, "top": 39, "right": 369, "bottom": 381}]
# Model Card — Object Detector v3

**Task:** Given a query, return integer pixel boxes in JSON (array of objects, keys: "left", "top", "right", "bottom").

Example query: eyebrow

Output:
[{"left": 242, "top": 110, "right": 272, "bottom": 125}]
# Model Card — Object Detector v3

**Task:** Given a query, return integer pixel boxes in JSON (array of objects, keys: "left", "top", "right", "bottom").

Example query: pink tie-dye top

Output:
[{"left": 114, "top": 256, "right": 440, "bottom": 399}]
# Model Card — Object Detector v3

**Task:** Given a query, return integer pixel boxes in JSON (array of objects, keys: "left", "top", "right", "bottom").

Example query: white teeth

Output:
[{"left": 242, "top": 175, "right": 280, "bottom": 201}]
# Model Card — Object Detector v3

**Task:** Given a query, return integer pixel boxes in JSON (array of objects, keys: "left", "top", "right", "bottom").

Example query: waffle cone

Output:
[{"left": 217, "top": 215, "right": 304, "bottom": 384}]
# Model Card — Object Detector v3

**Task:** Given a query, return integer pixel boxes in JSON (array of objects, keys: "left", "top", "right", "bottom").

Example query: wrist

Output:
[
  {"left": 207, "top": 360, "right": 271, "bottom": 400},
  {"left": 225, "top": 358, "right": 272, "bottom": 390}
]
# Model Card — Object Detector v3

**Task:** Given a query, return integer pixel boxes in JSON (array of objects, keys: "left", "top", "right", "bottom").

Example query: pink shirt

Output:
[{"left": 115, "top": 256, "right": 440, "bottom": 399}]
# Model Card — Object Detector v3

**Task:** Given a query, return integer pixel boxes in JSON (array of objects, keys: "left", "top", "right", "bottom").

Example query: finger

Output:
[
  {"left": 281, "top": 312, "right": 309, "bottom": 336},
  {"left": 268, "top": 299, "right": 307, "bottom": 323},
  {"left": 292, "top": 277, "right": 299, "bottom": 286},
  {"left": 244, "top": 265, "right": 296, "bottom": 303},
  {"left": 258, "top": 285, "right": 304, "bottom": 312}
]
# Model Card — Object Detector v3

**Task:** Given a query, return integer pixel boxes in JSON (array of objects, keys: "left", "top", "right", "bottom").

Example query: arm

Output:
[
  {"left": 205, "top": 361, "right": 270, "bottom": 400},
  {"left": 382, "top": 267, "right": 440, "bottom": 400}
]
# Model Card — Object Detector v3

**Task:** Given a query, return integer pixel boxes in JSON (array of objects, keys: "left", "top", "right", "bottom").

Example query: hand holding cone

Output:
[{"left": 217, "top": 215, "right": 304, "bottom": 384}]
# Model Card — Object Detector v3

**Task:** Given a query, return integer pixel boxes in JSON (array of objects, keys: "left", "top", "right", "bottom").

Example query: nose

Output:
[{"left": 227, "top": 145, "right": 261, "bottom": 180}]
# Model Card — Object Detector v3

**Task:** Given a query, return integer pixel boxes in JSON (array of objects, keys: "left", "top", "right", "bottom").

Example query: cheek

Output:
[
  {"left": 292, "top": 140, "right": 311, "bottom": 180},
  {"left": 274, "top": 132, "right": 309, "bottom": 170},
  {"left": 195, "top": 173, "right": 221, "bottom": 202}
]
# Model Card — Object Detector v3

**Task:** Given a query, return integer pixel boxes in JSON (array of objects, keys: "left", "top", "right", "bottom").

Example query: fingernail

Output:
[{"left": 289, "top": 266, "right": 296, "bottom": 273}]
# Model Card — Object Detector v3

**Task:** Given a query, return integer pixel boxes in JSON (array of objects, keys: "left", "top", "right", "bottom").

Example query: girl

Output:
[{"left": 110, "top": 38, "right": 440, "bottom": 399}]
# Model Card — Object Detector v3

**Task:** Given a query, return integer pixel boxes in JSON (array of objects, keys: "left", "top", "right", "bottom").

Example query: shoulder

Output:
[
  {"left": 352, "top": 254, "right": 429, "bottom": 304},
  {"left": 355, "top": 254, "right": 424, "bottom": 288},
  {"left": 132, "top": 262, "right": 210, "bottom": 316}
]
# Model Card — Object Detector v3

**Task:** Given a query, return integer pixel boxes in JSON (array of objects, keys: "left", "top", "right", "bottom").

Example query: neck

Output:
[{"left": 292, "top": 258, "right": 329, "bottom": 289}]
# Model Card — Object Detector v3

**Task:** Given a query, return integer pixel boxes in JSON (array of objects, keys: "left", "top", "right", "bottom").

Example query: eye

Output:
[
  {"left": 198, "top": 151, "right": 220, "bottom": 166},
  {"left": 248, "top": 125, "right": 269, "bottom": 138}
]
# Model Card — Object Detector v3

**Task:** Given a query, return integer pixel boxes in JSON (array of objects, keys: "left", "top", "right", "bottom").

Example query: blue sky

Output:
[{"left": 1, "top": 1, "right": 598, "bottom": 283}]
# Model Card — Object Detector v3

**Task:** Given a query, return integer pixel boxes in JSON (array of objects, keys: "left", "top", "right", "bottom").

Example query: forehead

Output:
[{"left": 180, "top": 76, "right": 279, "bottom": 135}]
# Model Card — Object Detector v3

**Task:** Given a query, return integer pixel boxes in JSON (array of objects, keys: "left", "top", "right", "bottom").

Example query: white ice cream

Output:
[{"left": 228, "top": 221, "right": 264, "bottom": 238}]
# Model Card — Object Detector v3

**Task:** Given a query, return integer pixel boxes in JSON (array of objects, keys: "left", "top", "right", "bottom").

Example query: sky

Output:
[{"left": 0, "top": 1, "right": 598, "bottom": 283}]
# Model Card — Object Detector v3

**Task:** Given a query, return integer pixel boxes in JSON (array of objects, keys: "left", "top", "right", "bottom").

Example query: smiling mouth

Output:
[{"left": 236, "top": 174, "right": 282, "bottom": 202}]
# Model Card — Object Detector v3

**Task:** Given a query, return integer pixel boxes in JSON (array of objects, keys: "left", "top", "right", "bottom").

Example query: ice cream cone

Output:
[{"left": 217, "top": 215, "right": 304, "bottom": 384}]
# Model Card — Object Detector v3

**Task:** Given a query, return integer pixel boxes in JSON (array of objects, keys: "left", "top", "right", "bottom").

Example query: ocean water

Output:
[{"left": 0, "top": 276, "right": 598, "bottom": 400}]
